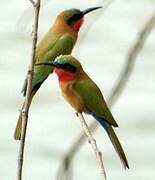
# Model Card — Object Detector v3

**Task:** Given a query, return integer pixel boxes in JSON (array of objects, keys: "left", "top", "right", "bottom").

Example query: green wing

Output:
[
  {"left": 73, "top": 76, "right": 118, "bottom": 127},
  {"left": 35, "top": 32, "right": 74, "bottom": 62},
  {"left": 23, "top": 33, "right": 74, "bottom": 95}
]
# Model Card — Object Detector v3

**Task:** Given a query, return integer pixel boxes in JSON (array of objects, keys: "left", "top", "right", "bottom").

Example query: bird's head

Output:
[
  {"left": 57, "top": 7, "right": 102, "bottom": 32},
  {"left": 36, "top": 55, "right": 82, "bottom": 82}
]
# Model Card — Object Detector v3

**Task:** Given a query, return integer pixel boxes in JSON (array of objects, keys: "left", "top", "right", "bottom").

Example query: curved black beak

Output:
[
  {"left": 35, "top": 61, "right": 58, "bottom": 67},
  {"left": 82, "top": 6, "right": 102, "bottom": 16}
]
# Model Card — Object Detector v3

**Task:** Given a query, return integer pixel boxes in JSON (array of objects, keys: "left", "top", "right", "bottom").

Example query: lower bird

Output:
[{"left": 36, "top": 55, "right": 129, "bottom": 168}]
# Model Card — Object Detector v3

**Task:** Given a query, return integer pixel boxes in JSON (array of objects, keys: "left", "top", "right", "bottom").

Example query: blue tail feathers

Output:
[
  {"left": 90, "top": 112, "right": 129, "bottom": 169},
  {"left": 91, "top": 112, "right": 108, "bottom": 131}
]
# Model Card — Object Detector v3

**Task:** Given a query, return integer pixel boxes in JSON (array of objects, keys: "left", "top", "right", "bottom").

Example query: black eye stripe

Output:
[
  {"left": 59, "top": 63, "right": 77, "bottom": 72},
  {"left": 67, "top": 13, "right": 83, "bottom": 25}
]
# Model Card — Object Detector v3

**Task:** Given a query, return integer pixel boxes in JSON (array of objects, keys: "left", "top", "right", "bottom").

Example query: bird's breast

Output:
[{"left": 60, "top": 82, "right": 86, "bottom": 113}]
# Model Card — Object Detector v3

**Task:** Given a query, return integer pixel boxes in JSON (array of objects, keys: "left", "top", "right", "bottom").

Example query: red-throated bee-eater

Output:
[
  {"left": 14, "top": 7, "right": 102, "bottom": 140},
  {"left": 36, "top": 55, "right": 129, "bottom": 169}
]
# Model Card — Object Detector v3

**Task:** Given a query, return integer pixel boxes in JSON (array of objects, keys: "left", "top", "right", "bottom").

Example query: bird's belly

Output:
[{"left": 61, "top": 84, "right": 86, "bottom": 113}]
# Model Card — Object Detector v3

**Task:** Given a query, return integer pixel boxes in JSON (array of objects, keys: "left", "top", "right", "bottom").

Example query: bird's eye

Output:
[
  {"left": 60, "top": 63, "right": 77, "bottom": 72},
  {"left": 67, "top": 13, "right": 83, "bottom": 25}
]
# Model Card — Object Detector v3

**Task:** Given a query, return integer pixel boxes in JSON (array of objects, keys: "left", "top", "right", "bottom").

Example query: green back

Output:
[
  {"left": 23, "top": 33, "right": 75, "bottom": 94},
  {"left": 73, "top": 75, "right": 118, "bottom": 127}
]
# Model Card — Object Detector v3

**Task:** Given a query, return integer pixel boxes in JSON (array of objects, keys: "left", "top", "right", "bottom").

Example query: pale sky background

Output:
[{"left": 0, "top": 0, "right": 155, "bottom": 180}]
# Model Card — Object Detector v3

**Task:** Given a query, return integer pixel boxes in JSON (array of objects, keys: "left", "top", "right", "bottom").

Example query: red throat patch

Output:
[
  {"left": 71, "top": 18, "right": 84, "bottom": 32},
  {"left": 54, "top": 68, "right": 75, "bottom": 82}
]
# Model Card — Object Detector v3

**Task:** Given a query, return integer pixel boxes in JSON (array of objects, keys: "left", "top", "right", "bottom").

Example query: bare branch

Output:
[
  {"left": 56, "top": 11, "right": 155, "bottom": 179},
  {"left": 17, "top": 1, "right": 41, "bottom": 180},
  {"left": 77, "top": 113, "right": 107, "bottom": 180}
]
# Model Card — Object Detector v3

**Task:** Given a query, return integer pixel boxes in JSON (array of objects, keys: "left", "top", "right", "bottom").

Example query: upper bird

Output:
[
  {"left": 14, "top": 7, "right": 102, "bottom": 140},
  {"left": 36, "top": 55, "right": 129, "bottom": 169}
]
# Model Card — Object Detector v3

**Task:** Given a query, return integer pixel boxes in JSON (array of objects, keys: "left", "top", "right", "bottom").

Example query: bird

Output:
[
  {"left": 14, "top": 7, "right": 102, "bottom": 140},
  {"left": 36, "top": 55, "right": 129, "bottom": 169}
]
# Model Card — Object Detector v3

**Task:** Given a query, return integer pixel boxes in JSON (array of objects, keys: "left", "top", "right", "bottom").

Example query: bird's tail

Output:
[
  {"left": 14, "top": 67, "right": 50, "bottom": 140},
  {"left": 93, "top": 114, "right": 129, "bottom": 169},
  {"left": 104, "top": 123, "right": 129, "bottom": 169},
  {"left": 14, "top": 93, "right": 34, "bottom": 140}
]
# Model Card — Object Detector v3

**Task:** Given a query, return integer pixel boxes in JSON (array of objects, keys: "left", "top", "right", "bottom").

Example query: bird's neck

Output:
[
  {"left": 70, "top": 18, "right": 84, "bottom": 32},
  {"left": 52, "top": 19, "right": 78, "bottom": 42},
  {"left": 54, "top": 68, "right": 75, "bottom": 83}
]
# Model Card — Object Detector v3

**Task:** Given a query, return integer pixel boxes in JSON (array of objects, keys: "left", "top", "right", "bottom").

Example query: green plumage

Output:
[
  {"left": 30, "top": 33, "right": 74, "bottom": 94},
  {"left": 41, "top": 55, "right": 129, "bottom": 169},
  {"left": 73, "top": 76, "right": 118, "bottom": 127},
  {"left": 14, "top": 16, "right": 76, "bottom": 140},
  {"left": 14, "top": 7, "right": 103, "bottom": 140},
  {"left": 73, "top": 73, "right": 129, "bottom": 168}
]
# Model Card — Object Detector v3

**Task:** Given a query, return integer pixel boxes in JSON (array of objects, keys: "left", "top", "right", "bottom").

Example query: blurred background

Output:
[{"left": 0, "top": 0, "right": 155, "bottom": 180}]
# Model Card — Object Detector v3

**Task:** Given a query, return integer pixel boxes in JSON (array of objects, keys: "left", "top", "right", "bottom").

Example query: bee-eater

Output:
[
  {"left": 14, "top": 7, "right": 102, "bottom": 140},
  {"left": 36, "top": 55, "right": 129, "bottom": 169}
]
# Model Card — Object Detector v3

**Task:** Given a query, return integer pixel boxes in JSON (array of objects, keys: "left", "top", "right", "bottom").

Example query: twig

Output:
[
  {"left": 77, "top": 113, "right": 107, "bottom": 180},
  {"left": 56, "top": 11, "right": 155, "bottom": 179},
  {"left": 17, "top": 1, "right": 41, "bottom": 180}
]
